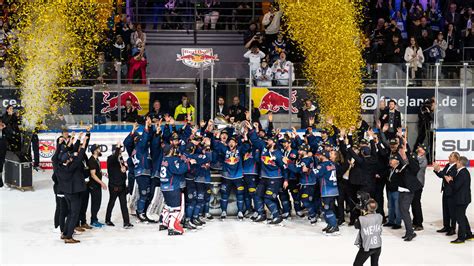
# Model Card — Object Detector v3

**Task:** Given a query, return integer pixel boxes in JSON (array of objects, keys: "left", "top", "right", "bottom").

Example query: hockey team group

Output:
[{"left": 52, "top": 111, "right": 422, "bottom": 242}]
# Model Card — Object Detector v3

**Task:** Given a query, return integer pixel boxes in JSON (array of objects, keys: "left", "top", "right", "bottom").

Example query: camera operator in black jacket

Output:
[
  {"left": 414, "top": 99, "right": 434, "bottom": 159},
  {"left": 54, "top": 132, "right": 89, "bottom": 244},
  {"left": 105, "top": 143, "right": 133, "bottom": 228}
]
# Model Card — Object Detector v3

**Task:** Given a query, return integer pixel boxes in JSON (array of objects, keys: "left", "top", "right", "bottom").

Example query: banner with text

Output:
[{"left": 435, "top": 129, "right": 474, "bottom": 166}]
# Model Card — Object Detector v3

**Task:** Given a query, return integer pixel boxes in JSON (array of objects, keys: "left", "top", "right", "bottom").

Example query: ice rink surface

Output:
[{"left": 1, "top": 168, "right": 473, "bottom": 265}]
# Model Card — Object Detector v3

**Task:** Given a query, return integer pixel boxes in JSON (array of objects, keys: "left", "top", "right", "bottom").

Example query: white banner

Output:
[
  {"left": 38, "top": 131, "right": 130, "bottom": 169},
  {"left": 435, "top": 129, "right": 474, "bottom": 166}
]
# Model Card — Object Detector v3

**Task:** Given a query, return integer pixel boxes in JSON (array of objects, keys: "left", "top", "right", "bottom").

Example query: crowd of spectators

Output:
[
  {"left": 364, "top": 0, "right": 474, "bottom": 82},
  {"left": 92, "top": 18, "right": 148, "bottom": 85}
]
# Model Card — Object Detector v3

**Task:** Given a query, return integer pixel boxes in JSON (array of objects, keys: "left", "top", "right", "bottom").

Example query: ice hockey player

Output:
[
  {"left": 159, "top": 144, "right": 195, "bottom": 235},
  {"left": 314, "top": 151, "right": 340, "bottom": 235}
]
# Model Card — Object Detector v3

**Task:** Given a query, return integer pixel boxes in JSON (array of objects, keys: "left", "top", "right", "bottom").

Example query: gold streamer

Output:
[
  {"left": 279, "top": 0, "right": 365, "bottom": 128},
  {"left": 7, "top": 0, "right": 113, "bottom": 129}
]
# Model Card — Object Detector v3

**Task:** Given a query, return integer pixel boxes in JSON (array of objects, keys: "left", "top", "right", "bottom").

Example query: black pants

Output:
[
  {"left": 442, "top": 193, "right": 456, "bottom": 229},
  {"left": 89, "top": 185, "right": 102, "bottom": 223},
  {"left": 31, "top": 133, "right": 40, "bottom": 167},
  {"left": 105, "top": 186, "right": 130, "bottom": 225},
  {"left": 399, "top": 191, "right": 414, "bottom": 236},
  {"left": 54, "top": 194, "right": 69, "bottom": 232},
  {"left": 374, "top": 178, "right": 386, "bottom": 218},
  {"left": 78, "top": 190, "right": 89, "bottom": 226},
  {"left": 411, "top": 188, "right": 423, "bottom": 227},
  {"left": 64, "top": 192, "right": 82, "bottom": 238},
  {"left": 353, "top": 247, "right": 381, "bottom": 266},
  {"left": 455, "top": 204, "right": 473, "bottom": 240},
  {"left": 350, "top": 184, "right": 372, "bottom": 223},
  {"left": 336, "top": 179, "right": 350, "bottom": 221}
]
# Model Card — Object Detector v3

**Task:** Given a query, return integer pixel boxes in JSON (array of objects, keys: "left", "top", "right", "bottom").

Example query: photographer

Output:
[
  {"left": 414, "top": 99, "right": 433, "bottom": 159},
  {"left": 353, "top": 198, "right": 383, "bottom": 266}
]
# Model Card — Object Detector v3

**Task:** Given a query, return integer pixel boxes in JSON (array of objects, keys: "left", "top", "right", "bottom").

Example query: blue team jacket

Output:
[
  {"left": 133, "top": 128, "right": 152, "bottom": 177},
  {"left": 313, "top": 160, "right": 339, "bottom": 197},
  {"left": 249, "top": 129, "right": 286, "bottom": 179},
  {"left": 241, "top": 142, "right": 259, "bottom": 175},
  {"left": 160, "top": 156, "right": 189, "bottom": 191},
  {"left": 213, "top": 140, "right": 244, "bottom": 179},
  {"left": 287, "top": 156, "right": 316, "bottom": 185},
  {"left": 281, "top": 148, "right": 298, "bottom": 180},
  {"left": 193, "top": 151, "right": 212, "bottom": 183}
]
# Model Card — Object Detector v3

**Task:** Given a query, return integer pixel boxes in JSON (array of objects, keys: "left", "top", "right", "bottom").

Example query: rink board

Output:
[{"left": 435, "top": 128, "right": 474, "bottom": 166}]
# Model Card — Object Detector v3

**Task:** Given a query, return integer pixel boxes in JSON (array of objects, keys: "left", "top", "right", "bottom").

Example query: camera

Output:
[{"left": 354, "top": 191, "right": 371, "bottom": 214}]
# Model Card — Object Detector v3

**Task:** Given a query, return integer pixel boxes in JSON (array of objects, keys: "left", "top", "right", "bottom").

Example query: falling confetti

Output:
[
  {"left": 278, "top": 0, "right": 365, "bottom": 128},
  {"left": 8, "top": 0, "right": 113, "bottom": 129}
]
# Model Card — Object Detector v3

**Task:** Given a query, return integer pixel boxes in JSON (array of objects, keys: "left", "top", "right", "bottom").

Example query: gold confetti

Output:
[
  {"left": 279, "top": 0, "right": 365, "bottom": 128},
  {"left": 7, "top": 0, "right": 113, "bottom": 129}
]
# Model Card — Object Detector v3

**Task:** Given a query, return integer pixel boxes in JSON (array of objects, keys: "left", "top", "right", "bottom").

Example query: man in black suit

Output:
[
  {"left": 215, "top": 96, "right": 229, "bottom": 119},
  {"left": 449, "top": 156, "right": 473, "bottom": 244},
  {"left": 54, "top": 133, "right": 89, "bottom": 244},
  {"left": 433, "top": 152, "right": 460, "bottom": 236},
  {"left": 379, "top": 99, "right": 402, "bottom": 140},
  {"left": 228, "top": 96, "right": 247, "bottom": 122}
]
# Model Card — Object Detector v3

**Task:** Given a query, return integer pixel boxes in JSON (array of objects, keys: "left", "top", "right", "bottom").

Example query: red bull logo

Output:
[
  {"left": 261, "top": 155, "right": 276, "bottom": 166},
  {"left": 39, "top": 140, "right": 56, "bottom": 158},
  {"left": 258, "top": 90, "right": 298, "bottom": 113},
  {"left": 176, "top": 48, "right": 219, "bottom": 68},
  {"left": 101, "top": 91, "right": 142, "bottom": 114},
  {"left": 225, "top": 156, "right": 239, "bottom": 165}
]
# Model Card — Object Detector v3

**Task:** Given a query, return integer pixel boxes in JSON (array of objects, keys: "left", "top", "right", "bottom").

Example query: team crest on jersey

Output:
[
  {"left": 225, "top": 150, "right": 240, "bottom": 165},
  {"left": 261, "top": 155, "right": 276, "bottom": 166},
  {"left": 174, "top": 161, "right": 180, "bottom": 168}
]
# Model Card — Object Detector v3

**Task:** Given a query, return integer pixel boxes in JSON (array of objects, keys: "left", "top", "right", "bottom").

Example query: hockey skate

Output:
[
  {"left": 193, "top": 216, "right": 206, "bottom": 225},
  {"left": 310, "top": 216, "right": 317, "bottom": 225},
  {"left": 204, "top": 213, "right": 214, "bottom": 220},
  {"left": 220, "top": 211, "right": 227, "bottom": 220},
  {"left": 137, "top": 213, "right": 148, "bottom": 223},
  {"left": 268, "top": 216, "right": 283, "bottom": 225},
  {"left": 296, "top": 211, "right": 306, "bottom": 218},
  {"left": 324, "top": 226, "right": 340, "bottom": 236},
  {"left": 237, "top": 211, "right": 244, "bottom": 220},
  {"left": 244, "top": 210, "right": 253, "bottom": 218},
  {"left": 322, "top": 224, "right": 331, "bottom": 232},
  {"left": 183, "top": 218, "right": 197, "bottom": 230},
  {"left": 254, "top": 214, "right": 266, "bottom": 222}
]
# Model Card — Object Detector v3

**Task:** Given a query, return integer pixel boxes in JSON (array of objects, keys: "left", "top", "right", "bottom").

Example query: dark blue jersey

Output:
[
  {"left": 213, "top": 140, "right": 244, "bottom": 179},
  {"left": 313, "top": 160, "right": 339, "bottom": 197},
  {"left": 281, "top": 148, "right": 298, "bottom": 180},
  {"left": 194, "top": 151, "right": 212, "bottom": 183},
  {"left": 287, "top": 156, "right": 316, "bottom": 185},
  {"left": 160, "top": 156, "right": 189, "bottom": 191},
  {"left": 241, "top": 142, "right": 259, "bottom": 175},
  {"left": 249, "top": 129, "right": 286, "bottom": 179}
]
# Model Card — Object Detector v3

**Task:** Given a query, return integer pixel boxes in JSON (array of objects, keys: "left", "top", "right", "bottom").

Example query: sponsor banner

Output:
[
  {"left": 96, "top": 91, "right": 149, "bottom": 116},
  {"left": 435, "top": 129, "right": 474, "bottom": 166},
  {"left": 39, "top": 131, "right": 130, "bottom": 170},
  {"left": 251, "top": 87, "right": 309, "bottom": 115},
  {"left": 176, "top": 48, "right": 219, "bottom": 68}
]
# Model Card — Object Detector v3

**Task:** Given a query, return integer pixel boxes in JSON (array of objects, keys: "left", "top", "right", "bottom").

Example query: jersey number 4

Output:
[{"left": 329, "top": 170, "right": 337, "bottom": 182}]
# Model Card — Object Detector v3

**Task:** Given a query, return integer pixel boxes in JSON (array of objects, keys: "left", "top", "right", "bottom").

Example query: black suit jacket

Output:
[
  {"left": 434, "top": 163, "right": 457, "bottom": 196},
  {"left": 56, "top": 147, "right": 87, "bottom": 194},
  {"left": 398, "top": 153, "right": 423, "bottom": 193},
  {"left": 379, "top": 109, "right": 402, "bottom": 132},
  {"left": 453, "top": 168, "right": 471, "bottom": 206}
]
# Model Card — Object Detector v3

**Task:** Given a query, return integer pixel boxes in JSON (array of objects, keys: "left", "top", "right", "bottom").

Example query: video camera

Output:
[{"left": 354, "top": 191, "right": 371, "bottom": 215}]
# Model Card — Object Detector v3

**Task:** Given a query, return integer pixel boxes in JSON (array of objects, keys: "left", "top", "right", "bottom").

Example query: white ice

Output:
[{"left": 0, "top": 168, "right": 473, "bottom": 265}]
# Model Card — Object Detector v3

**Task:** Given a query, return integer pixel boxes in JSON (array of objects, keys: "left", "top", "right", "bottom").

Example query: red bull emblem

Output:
[
  {"left": 101, "top": 91, "right": 142, "bottom": 114},
  {"left": 258, "top": 90, "right": 298, "bottom": 113},
  {"left": 225, "top": 156, "right": 239, "bottom": 165},
  {"left": 39, "top": 140, "right": 56, "bottom": 158},
  {"left": 261, "top": 155, "right": 276, "bottom": 166},
  {"left": 177, "top": 48, "right": 219, "bottom": 68}
]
